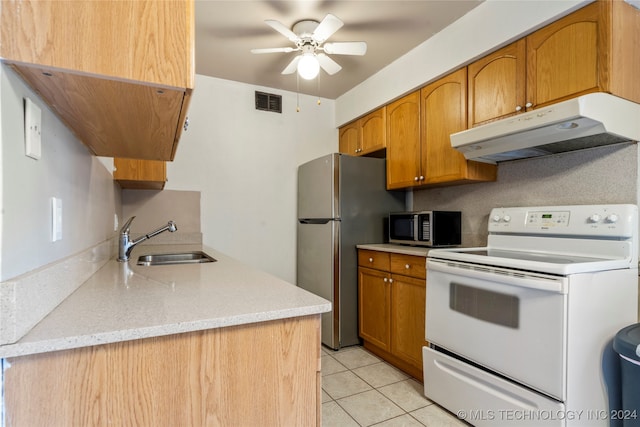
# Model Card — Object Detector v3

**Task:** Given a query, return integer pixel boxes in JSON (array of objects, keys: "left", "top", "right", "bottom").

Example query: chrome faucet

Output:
[{"left": 118, "top": 216, "right": 177, "bottom": 262}]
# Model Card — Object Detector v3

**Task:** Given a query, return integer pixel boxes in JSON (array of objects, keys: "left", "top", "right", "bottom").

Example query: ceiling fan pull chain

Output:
[
  {"left": 317, "top": 72, "right": 321, "bottom": 106},
  {"left": 296, "top": 73, "right": 301, "bottom": 112}
]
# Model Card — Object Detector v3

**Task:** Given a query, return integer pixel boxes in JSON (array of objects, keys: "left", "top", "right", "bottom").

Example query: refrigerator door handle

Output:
[{"left": 299, "top": 219, "right": 339, "bottom": 224}]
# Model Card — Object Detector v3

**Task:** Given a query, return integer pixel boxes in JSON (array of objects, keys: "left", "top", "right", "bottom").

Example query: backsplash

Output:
[
  {"left": 413, "top": 143, "right": 638, "bottom": 247},
  {"left": 121, "top": 189, "right": 202, "bottom": 245}
]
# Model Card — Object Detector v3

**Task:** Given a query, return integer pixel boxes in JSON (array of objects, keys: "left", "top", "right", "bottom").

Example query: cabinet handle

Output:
[
  {"left": 414, "top": 177, "right": 419, "bottom": 182},
  {"left": 525, "top": 102, "right": 533, "bottom": 108},
  {"left": 368, "top": 257, "right": 373, "bottom": 263},
  {"left": 405, "top": 264, "right": 410, "bottom": 269},
  {"left": 383, "top": 277, "right": 388, "bottom": 283},
  {"left": 419, "top": 176, "right": 425, "bottom": 181},
  {"left": 515, "top": 105, "right": 522, "bottom": 112},
  {"left": 389, "top": 278, "right": 394, "bottom": 284},
  {"left": 183, "top": 116, "right": 189, "bottom": 131}
]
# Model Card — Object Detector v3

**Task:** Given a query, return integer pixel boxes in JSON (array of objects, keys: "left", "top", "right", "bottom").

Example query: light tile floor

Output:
[{"left": 321, "top": 345, "right": 469, "bottom": 427}]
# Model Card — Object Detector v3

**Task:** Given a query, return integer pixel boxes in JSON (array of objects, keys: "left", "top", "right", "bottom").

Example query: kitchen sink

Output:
[{"left": 136, "top": 251, "right": 216, "bottom": 266}]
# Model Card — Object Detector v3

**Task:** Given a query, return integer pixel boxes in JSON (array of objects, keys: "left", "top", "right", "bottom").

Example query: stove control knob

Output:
[
  {"left": 492, "top": 215, "right": 502, "bottom": 222},
  {"left": 606, "top": 214, "right": 619, "bottom": 223},
  {"left": 503, "top": 215, "right": 512, "bottom": 223},
  {"left": 588, "top": 214, "right": 601, "bottom": 223}
]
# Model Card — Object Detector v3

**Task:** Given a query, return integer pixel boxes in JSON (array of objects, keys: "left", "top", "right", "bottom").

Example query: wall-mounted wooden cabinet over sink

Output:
[
  {"left": 0, "top": 0, "right": 194, "bottom": 161},
  {"left": 114, "top": 158, "right": 167, "bottom": 190}
]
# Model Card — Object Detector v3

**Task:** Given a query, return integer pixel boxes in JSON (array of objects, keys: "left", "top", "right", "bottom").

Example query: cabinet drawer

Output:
[
  {"left": 390, "top": 254, "right": 426, "bottom": 279},
  {"left": 358, "top": 250, "right": 390, "bottom": 271}
]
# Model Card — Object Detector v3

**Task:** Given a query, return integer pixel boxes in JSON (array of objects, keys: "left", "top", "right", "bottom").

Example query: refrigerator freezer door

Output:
[
  {"left": 298, "top": 153, "right": 339, "bottom": 220},
  {"left": 297, "top": 219, "right": 340, "bottom": 348}
]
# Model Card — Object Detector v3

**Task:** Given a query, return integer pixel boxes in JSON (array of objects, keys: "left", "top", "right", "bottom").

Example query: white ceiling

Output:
[{"left": 195, "top": 1, "right": 484, "bottom": 100}]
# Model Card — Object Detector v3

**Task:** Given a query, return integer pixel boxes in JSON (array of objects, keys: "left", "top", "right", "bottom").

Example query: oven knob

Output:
[
  {"left": 588, "top": 214, "right": 601, "bottom": 223},
  {"left": 492, "top": 215, "right": 501, "bottom": 222},
  {"left": 503, "top": 215, "right": 512, "bottom": 223},
  {"left": 606, "top": 214, "right": 619, "bottom": 223}
]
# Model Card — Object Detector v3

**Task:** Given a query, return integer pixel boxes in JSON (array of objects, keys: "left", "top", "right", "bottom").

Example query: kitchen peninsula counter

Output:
[
  {"left": 2, "top": 244, "right": 330, "bottom": 426},
  {"left": 0, "top": 244, "right": 331, "bottom": 358}
]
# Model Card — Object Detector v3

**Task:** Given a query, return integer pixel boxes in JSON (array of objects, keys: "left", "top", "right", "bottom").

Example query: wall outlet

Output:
[
  {"left": 25, "top": 98, "right": 42, "bottom": 160},
  {"left": 51, "top": 197, "right": 62, "bottom": 242}
]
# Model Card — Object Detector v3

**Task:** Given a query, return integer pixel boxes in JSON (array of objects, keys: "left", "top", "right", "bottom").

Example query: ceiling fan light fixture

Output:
[{"left": 297, "top": 54, "right": 320, "bottom": 80}]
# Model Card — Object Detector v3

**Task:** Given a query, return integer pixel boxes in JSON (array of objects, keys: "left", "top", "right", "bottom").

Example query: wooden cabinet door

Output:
[
  {"left": 526, "top": 1, "right": 608, "bottom": 109},
  {"left": 468, "top": 39, "right": 526, "bottom": 127},
  {"left": 386, "top": 91, "right": 421, "bottom": 189},
  {"left": 358, "top": 267, "right": 391, "bottom": 351},
  {"left": 390, "top": 274, "right": 427, "bottom": 370},
  {"left": 360, "top": 107, "right": 386, "bottom": 155},
  {"left": 339, "top": 121, "right": 361, "bottom": 155},
  {"left": 421, "top": 68, "right": 469, "bottom": 184}
]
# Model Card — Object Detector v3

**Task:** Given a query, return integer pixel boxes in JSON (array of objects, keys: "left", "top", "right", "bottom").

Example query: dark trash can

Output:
[{"left": 613, "top": 323, "right": 640, "bottom": 427}]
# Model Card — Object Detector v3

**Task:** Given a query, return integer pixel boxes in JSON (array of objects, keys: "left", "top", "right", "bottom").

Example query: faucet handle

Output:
[{"left": 120, "top": 216, "right": 136, "bottom": 234}]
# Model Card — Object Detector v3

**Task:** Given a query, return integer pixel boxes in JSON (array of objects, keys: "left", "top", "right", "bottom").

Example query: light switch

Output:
[
  {"left": 51, "top": 197, "right": 62, "bottom": 242},
  {"left": 25, "top": 98, "right": 42, "bottom": 160}
]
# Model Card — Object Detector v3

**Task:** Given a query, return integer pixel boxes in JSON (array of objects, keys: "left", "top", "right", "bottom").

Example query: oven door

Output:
[{"left": 426, "top": 258, "right": 567, "bottom": 401}]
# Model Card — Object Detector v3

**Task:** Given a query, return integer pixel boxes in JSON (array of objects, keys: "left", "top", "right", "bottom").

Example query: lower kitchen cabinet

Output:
[
  {"left": 3, "top": 316, "right": 321, "bottom": 426},
  {"left": 358, "top": 249, "right": 427, "bottom": 380}
]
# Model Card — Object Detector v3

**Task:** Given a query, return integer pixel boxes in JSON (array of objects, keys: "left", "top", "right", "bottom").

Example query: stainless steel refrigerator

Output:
[{"left": 297, "top": 153, "right": 405, "bottom": 350}]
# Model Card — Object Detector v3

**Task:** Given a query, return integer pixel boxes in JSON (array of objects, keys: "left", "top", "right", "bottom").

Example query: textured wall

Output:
[{"left": 413, "top": 143, "right": 639, "bottom": 246}]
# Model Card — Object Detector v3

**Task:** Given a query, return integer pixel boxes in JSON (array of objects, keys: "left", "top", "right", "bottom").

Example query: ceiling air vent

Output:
[{"left": 255, "top": 91, "right": 282, "bottom": 113}]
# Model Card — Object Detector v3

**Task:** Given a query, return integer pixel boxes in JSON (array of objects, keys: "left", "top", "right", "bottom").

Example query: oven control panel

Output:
[
  {"left": 488, "top": 204, "right": 637, "bottom": 237},
  {"left": 526, "top": 210, "right": 570, "bottom": 228}
]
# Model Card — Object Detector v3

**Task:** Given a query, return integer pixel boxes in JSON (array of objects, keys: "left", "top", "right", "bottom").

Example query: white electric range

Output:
[{"left": 424, "top": 204, "right": 638, "bottom": 427}]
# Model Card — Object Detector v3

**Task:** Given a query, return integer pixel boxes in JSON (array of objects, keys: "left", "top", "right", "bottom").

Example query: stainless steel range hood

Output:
[{"left": 451, "top": 93, "right": 640, "bottom": 164}]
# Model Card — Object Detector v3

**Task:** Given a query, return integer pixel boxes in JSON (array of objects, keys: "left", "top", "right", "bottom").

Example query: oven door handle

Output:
[{"left": 427, "top": 259, "right": 567, "bottom": 294}]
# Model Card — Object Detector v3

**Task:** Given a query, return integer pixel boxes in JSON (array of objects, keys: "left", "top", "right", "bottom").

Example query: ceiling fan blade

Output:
[
  {"left": 281, "top": 56, "right": 301, "bottom": 75},
  {"left": 317, "top": 54, "right": 342, "bottom": 75},
  {"left": 251, "top": 47, "right": 296, "bottom": 54},
  {"left": 323, "top": 42, "right": 367, "bottom": 56},
  {"left": 265, "top": 19, "right": 299, "bottom": 43},
  {"left": 312, "top": 14, "right": 343, "bottom": 43}
]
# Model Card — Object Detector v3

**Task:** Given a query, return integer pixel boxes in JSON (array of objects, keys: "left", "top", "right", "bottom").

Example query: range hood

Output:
[{"left": 451, "top": 93, "right": 640, "bottom": 164}]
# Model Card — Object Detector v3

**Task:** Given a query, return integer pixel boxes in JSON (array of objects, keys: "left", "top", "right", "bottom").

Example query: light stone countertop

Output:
[
  {"left": 0, "top": 244, "right": 331, "bottom": 358},
  {"left": 357, "top": 243, "right": 430, "bottom": 257}
]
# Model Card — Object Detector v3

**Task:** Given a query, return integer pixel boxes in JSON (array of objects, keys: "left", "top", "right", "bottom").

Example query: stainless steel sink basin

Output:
[{"left": 137, "top": 251, "right": 216, "bottom": 266}]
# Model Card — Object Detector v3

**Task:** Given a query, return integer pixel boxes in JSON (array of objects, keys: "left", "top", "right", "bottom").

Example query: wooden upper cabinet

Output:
[
  {"left": 339, "top": 107, "right": 386, "bottom": 156},
  {"left": 527, "top": 1, "right": 604, "bottom": 108},
  {"left": 360, "top": 107, "right": 386, "bottom": 155},
  {"left": 0, "top": 0, "right": 195, "bottom": 161},
  {"left": 339, "top": 122, "right": 360, "bottom": 156},
  {"left": 468, "top": 39, "right": 526, "bottom": 127},
  {"left": 386, "top": 91, "right": 421, "bottom": 189},
  {"left": 526, "top": 0, "right": 640, "bottom": 109},
  {"left": 421, "top": 69, "right": 496, "bottom": 186},
  {"left": 114, "top": 158, "right": 167, "bottom": 190}
]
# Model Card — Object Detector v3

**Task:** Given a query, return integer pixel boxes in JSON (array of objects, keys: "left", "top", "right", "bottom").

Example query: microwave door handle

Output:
[{"left": 427, "top": 259, "right": 567, "bottom": 294}]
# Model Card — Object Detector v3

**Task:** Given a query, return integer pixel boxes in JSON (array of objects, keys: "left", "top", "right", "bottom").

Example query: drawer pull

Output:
[
  {"left": 369, "top": 257, "right": 373, "bottom": 263},
  {"left": 383, "top": 277, "right": 388, "bottom": 283},
  {"left": 405, "top": 264, "right": 410, "bottom": 269}
]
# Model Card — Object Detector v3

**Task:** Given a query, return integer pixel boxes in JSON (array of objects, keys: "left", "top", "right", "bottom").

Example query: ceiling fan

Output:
[{"left": 250, "top": 14, "right": 367, "bottom": 80}]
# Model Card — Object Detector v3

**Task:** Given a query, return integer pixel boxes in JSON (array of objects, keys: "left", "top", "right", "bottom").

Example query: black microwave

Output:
[{"left": 388, "top": 211, "right": 461, "bottom": 247}]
